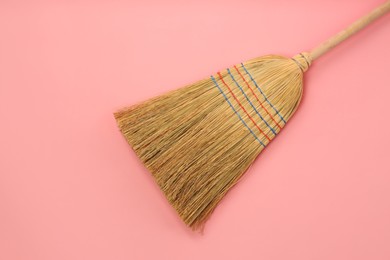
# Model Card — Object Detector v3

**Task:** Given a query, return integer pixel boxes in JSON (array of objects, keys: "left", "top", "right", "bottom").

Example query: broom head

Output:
[{"left": 114, "top": 52, "right": 311, "bottom": 230}]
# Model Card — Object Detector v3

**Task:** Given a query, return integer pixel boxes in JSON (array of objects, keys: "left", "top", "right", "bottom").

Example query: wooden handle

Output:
[{"left": 309, "top": 1, "right": 390, "bottom": 61}]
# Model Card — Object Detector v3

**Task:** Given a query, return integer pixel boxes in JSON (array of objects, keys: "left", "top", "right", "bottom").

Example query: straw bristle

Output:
[{"left": 114, "top": 52, "right": 311, "bottom": 230}]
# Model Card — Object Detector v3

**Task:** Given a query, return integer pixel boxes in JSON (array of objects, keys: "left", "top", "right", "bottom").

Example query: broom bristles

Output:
[{"left": 114, "top": 53, "right": 311, "bottom": 230}]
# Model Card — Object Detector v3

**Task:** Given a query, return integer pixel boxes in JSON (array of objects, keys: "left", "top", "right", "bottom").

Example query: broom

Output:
[{"left": 114, "top": 1, "right": 390, "bottom": 230}]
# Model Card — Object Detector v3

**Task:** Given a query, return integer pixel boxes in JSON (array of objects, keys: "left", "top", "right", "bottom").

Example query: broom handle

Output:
[{"left": 309, "top": 1, "right": 390, "bottom": 61}]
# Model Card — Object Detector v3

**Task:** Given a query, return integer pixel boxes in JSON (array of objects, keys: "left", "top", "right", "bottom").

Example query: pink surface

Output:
[{"left": 1, "top": 1, "right": 390, "bottom": 259}]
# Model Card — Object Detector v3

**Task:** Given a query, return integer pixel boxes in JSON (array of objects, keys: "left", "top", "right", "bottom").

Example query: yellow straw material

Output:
[{"left": 115, "top": 53, "right": 311, "bottom": 230}]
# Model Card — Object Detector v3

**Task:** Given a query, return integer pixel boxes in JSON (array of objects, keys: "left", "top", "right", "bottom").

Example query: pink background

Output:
[{"left": 1, "top": 1, "right": 390, "bottom": 259}]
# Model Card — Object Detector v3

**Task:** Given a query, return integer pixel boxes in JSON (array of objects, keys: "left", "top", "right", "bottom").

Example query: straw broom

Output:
[{"left": 114, "top": 1, "right": 390, "bottom": 230}]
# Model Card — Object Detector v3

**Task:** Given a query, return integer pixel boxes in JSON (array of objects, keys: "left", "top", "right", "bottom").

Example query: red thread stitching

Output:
[
  {"left": 233, "top": 65, "right": 282, "bottom": 130},
  {"left": 217, "top": 72, "right": 271, "bottom": 142}
]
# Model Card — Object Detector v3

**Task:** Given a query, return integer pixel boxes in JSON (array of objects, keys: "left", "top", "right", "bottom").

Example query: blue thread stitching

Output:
[
  {"left": 210, "top": 75, "right": 265, "bottom": 147},
  {"left": 241, "top": 63, "right": 286, "bottom": 124},
  {"left": 227, "top": 68, "right": 277, "bottom": 136}
]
